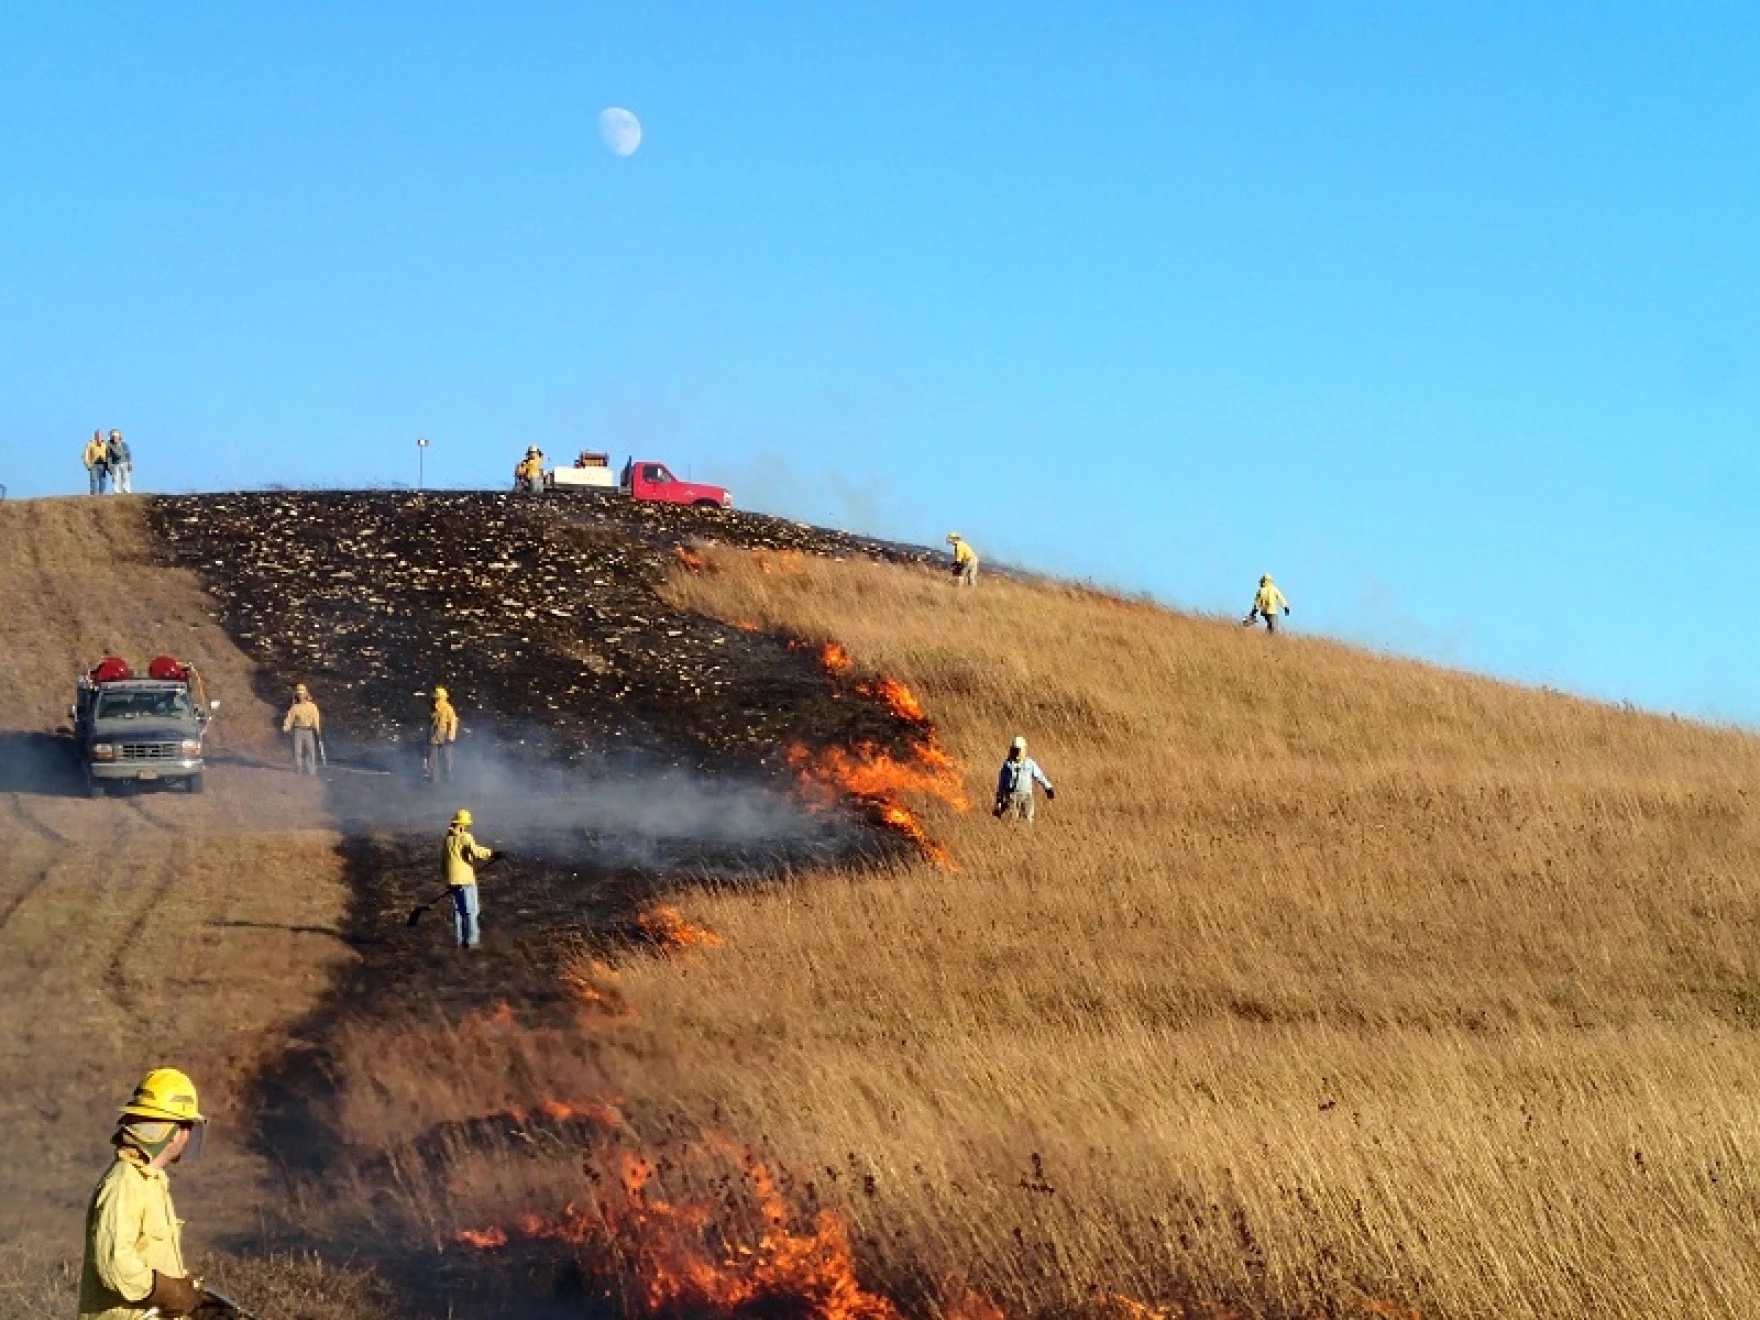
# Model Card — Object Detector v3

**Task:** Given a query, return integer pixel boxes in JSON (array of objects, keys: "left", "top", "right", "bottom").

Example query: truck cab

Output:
[
  {"left": 73, "top": 656, "right": 218, "bottom": 797},
  {"left": 620, "top": 459, "right": 732, "bottom": 509}
]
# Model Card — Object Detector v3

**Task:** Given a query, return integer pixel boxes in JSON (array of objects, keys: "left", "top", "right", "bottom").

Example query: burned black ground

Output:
[{"left": 145, "top": 490, "right": 946, "bottom": 1311}]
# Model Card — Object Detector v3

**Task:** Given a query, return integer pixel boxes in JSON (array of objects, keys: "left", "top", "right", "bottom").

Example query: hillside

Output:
[{"left": 4, "top": 492, "right": 1759, "bottom": 1318}]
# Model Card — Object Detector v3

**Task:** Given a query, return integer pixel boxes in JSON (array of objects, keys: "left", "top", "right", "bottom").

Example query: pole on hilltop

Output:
[{"left": 417, "top": 436, "right": 429, "bottom": 490}]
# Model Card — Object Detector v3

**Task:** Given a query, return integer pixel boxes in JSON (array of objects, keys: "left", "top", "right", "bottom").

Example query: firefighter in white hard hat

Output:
[
  {"left": 994, "top": 735, "right": 1055, "bottom": 823},
  {"left": 78, "top": 1068, "right": 213, "bottom": 1318},
  {"left": 1242, "top": 574, "right": 1290, "bottom": 634},
  {"left": 281, "top": 683, "right": 321, "bottom": 775},
  {"left": 443, "top": 808, "right": 494, "bottom": 948},
  {"left": 946, "top": 533, "right": 978, "bottom": 588}
]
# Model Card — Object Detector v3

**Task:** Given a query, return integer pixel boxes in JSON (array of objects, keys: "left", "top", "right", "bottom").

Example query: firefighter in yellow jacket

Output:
[
  {"left": 424, "top": 686, "right": 459, "bottom": 783},
  {"left": 78, "top": 1068, "right": 211, "bottom": 1319},
  {"left": 946, "top": 533, "right": 978, "bottom": 587},
  {"left": 1243, "top": 574, "right": 1290, "bottom": 634},
  {"left": 281, "top": 683, "right": 322, "bottom": 775},
  {"left": 513, "top": 446, "right": 545, "bottom": 494},
  {"left": 443, "top": 808, "right": 494, "bottom": 948}
]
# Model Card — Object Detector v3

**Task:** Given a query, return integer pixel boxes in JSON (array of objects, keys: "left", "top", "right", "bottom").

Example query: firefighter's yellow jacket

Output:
[
  {"left": 282, "top": 698, "right": 321, "bottom": 732},
  {"left": 1253, "top": 579, "right": 1288, "bottom": 615},
  {"left": 430, "top": 699, "right": 458, "bottom": 744},
  {"left": 443, "top": 827, "right": 492, "bottom": 886},
  {"left": 952, "top": 540, "right": 978, "bottom": 567},
  {"left": 78, "top": 1148, "right": 186, "bottom": 1319}
]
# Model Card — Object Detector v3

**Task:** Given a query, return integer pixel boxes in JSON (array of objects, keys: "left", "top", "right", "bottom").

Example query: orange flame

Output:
[
  {"left": 563, "top": 957, "right": 632, "bottom": 1015},
  {"left": 858, "top": 675, "right": 926, "bottom": 724},
  {"left": 731, "top": 619, "right": 763, "bottom": 633},
  {"left": 457, "top": 1137, "right": 906, "bottom": 1320},
  {"left": 787, "top": 740, "right": 968, "bottom": 869},
  {"left": 637, "top": 905, "right": 725, "bottom": 950},
  {"left": 819, "top": 642, "right": 855, "bottom": 675},
  {"left": 456, "top": 1225, "right": 509, "bottom": 1250},
  {"left": 673, "top": 546, "right": 712, "bottom": 573}
]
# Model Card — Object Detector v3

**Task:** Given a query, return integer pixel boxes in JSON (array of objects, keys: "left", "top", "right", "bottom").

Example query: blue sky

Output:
[{"left": 2, "top": 4, "right": 1756, "bottom": 722}]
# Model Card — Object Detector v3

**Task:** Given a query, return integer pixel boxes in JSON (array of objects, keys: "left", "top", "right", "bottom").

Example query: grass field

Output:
[
  {"left": 532, "top": 546, "right": 1760, "bottom": 1318},
  {"left": 12, "top": 497, "right": 1760, "bottom": 1317}
]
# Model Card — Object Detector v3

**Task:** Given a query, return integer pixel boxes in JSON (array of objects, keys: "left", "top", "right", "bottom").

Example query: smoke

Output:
[
  {"left": 0, "top": 732, "right": 85, "bottom": 797},
  {"left": 337, "top": 725, "right": 859, "bottom": 875}
]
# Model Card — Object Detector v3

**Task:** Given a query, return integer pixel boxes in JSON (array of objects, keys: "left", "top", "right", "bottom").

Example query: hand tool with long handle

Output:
[{"left": 406, "top": 854, "right": 505, "bottom": 927}]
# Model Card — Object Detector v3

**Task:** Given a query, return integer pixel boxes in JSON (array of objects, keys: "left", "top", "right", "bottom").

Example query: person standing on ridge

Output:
[
  {"left": 1242, "top": 574, "right": 1291, "bottom": 634},
  {"left": 994, "top": 735, "right": 1055, "bottom": 823},
  {"left": 107, "top": 430, "right": 134, "bottom": 494},
  {"left": 513, "top": 446, "right": 545, "bottom": 493},
  {"left": 947, "top": 533, "right": 979, "bottom": 588},
  {"left": 424, "top": 686, "right": 459, "bottom": 783},
  {"left": 442, "top": 808, "right": 494, "bottom": 949},
  {"left": 282, "top": 683, "right": 322, "bottom": 775},
  {"left": 83, "top": 430, "right": 110, "bottom": 495},
  {"left": 78, "top": 1068, "right": 213, "bottom": 1319}
]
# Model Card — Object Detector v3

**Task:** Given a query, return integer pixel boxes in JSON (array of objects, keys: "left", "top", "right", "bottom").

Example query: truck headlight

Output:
[
  {"left": 721, "top": 491, "right": 732, "bottom": 507},
  {"left": 92, "top": 743, "right": 115, "bottom": 761},
  {"left": 181, "top": 740, "right": 202, "bottom": 756}
]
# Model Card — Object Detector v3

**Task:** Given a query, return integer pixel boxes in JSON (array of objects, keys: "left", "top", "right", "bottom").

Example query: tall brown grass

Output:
[
  {"left": 595, "top": 549, "right": 1760, "bottom": 1318},
  {"left": 328, "top": 548, "right": 1760, "bottom": 1318}
]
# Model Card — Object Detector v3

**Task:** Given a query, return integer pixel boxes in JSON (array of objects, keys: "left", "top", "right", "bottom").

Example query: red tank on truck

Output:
[{"left": 545, "top": 453, "right": 732, "bottom": 508}]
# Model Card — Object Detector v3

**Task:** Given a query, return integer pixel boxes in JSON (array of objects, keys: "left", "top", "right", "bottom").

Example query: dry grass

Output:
[
  {"left": 0, "top": 1240, "right": 403, "bottom": 1319},
  {"left": 560, "top": 547, "right": 1760, "bottom": 1318}
]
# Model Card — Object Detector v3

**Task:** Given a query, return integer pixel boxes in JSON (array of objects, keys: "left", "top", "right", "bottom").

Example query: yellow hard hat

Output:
[
  {"left": 1260, "top": 574, "right": 1272, "bottom": 585},
  {"left": 946, "top": 532, "right": 961, "bottom": 542},
  {"left": 120, "top": 1068, "right": 206, "bottom": 1124},
  {"left": 433, "top": 686, "right": 449, "bottom": 701},
  {"left": 452, "top": 809, "right": 473, "bottom": 828},
  {"left": 294, "top": 683, "right": 309, "bottom": 696}
]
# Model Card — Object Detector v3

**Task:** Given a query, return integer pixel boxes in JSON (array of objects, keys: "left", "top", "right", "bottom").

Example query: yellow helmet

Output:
[
  {"left": 120, "top": 1068, "right": 206, "bottom": 1124},
  {"left": 946, "top": 532, "right": 961, "bottom": 543},
  {"left": 433, "top": 686, "right": 449, "bottom": 701},
  {"left": 294, "top": 683, "right": 309, "bottom": 696},
  {"left": 452, "top": 809, "right": 473, "bottom": 828}
]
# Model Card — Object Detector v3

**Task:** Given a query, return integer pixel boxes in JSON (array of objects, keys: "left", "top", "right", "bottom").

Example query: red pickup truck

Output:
[
  {"left": 622, "top": 459, "right": 732, "bottom": 509},
  {"left": 547, "top": 454, "right": 732, "bottom": 509}
]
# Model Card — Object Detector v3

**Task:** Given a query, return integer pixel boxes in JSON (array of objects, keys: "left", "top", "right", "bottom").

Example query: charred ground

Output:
[{"left": 141, "top": 490, "right": 954, "bottom": 1309}]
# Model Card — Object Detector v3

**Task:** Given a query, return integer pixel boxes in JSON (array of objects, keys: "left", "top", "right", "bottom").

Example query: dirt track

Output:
[{"left": 0, "top": 497, "right": 351, "bottom": 1248}]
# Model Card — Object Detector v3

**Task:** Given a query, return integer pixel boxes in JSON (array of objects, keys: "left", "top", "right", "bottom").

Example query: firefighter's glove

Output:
[
  {"left": 1045, "top": 787, "right": 1056, "bottom": 801},
  {"left": 992, "top": 801, "right": 1005, "bottom": 818},
  {"left": 146, "top": 1271, "right": 204, "bottom": 1317},
  {"left": 1283, "top": 606, "right": 1291, "bottom": 616}
]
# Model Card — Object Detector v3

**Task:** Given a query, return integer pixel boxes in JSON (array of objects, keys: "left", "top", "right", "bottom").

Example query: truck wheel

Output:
[
  {"left": 694, "top": 499, "right": 722, "bottom": 510},
  {"left": 186, "top": 773, "right": 205, "bottom": 795}
]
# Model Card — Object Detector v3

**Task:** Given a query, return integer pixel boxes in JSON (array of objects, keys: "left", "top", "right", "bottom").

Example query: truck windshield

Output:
[
  {"left": 641, "top": 464, "right": 673, "bottom": 483},
  {"left": 95, "top": 690, "right": 194, "bottom": 721}
]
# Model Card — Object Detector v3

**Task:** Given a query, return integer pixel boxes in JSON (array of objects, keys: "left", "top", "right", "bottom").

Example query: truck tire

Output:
[
  {"left": 694, "top": 499, "right": 722, "bottom": 510},
  {"left": 186, "top": 772, "right": 205, "bottom": 795}
]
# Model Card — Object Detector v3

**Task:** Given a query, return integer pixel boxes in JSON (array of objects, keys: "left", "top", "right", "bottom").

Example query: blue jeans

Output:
[
  {"left": 89, "top": 466, "right": 108, "bottom": 495},
  {"left": 451, "top": 884, "right": 480, "bottom": 947}
]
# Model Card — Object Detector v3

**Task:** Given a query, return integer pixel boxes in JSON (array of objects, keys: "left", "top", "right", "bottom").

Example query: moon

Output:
[{"left": 599, "top": 107, "right": 642, "bottom": 157}]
